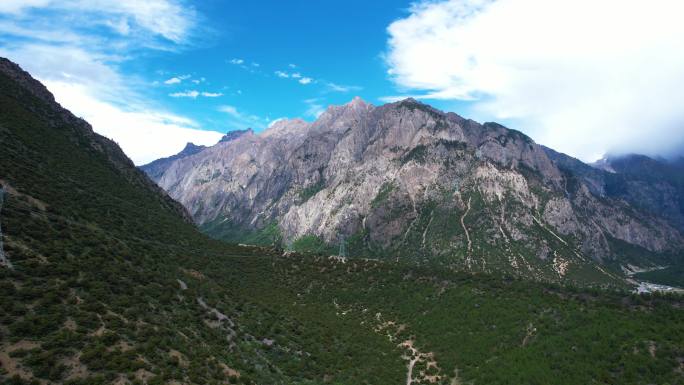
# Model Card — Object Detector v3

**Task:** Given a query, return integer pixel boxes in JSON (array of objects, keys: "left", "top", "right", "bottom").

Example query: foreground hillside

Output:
[
  {"left": 0, "top": 58, "right": 683, "bottom": 384},
  {"left": 145, "top": 96, "right": 683, "bottom": 286}
]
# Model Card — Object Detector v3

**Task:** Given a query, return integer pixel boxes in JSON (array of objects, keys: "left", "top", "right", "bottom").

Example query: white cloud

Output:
[
  {"left": 326, "top": 82, "right": 361, "bottom": 93},
  {"left": 274, "top": 70, "right": 289, "bottom": 78},
  {"left": 169, "top": 90, "right": 199, "bottom": 98},
  {"left": 385, "top": 0, "right": 684, "bottom": 161},
  {"left": 200, "top": 91, "right": 222, "bottom": 97},
  {"left": 218, "top": 105, "right": 268, "bottom": 129},
  {"left": 42, "top": 80, "right": 222, "bottom": 164},
  {"left": 163, "top": 74, "right": 190, "bottom": 84},
  {"left": 0, "top": 0, "right": 50, "bottom": 14},
  {"left": 169, "top": 90, "right": 221, "bottom": 98},
  {"left": 0, "top": 0, "right": 197, "bottom": 43},
  {"left": 218, "top": 105, "right": 240, "bottom": 118},
  {"left": 298, "top": 77, "right": 312, "bottom": 85}
]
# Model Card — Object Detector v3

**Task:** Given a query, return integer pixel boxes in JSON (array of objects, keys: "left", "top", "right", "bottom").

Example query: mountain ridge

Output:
[{"left": 147, "top": 96, "right": 683, "bottom": 285}]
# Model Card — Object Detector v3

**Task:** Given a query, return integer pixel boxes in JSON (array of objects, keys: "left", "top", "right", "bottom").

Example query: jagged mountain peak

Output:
[
  {"left": 219, "top": 128, "right": 254, "bottom": 143},
  {"left": 262, "top": 118, "right": 311, "bottom": 138}
]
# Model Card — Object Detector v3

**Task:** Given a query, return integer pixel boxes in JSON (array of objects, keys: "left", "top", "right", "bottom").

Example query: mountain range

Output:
[
  {"left": 142, "top": 97, "right": 684, "bottom": 286},
  {"left": 1, "top": 56, "right": 683, "bottom": 384}
]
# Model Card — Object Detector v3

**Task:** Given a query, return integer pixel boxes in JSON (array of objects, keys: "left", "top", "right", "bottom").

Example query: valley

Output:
[{"left": 0, "top": 57, "right": 682, "bottom": 385}]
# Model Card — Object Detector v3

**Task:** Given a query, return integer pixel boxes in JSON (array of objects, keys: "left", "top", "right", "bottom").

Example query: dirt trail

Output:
[{"left": 374, "top": 313, "right": 456, "bottom": 385}]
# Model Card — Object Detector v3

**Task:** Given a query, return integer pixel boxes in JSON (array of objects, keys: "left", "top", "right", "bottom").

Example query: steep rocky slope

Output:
[{"left": 150, "top": 97, "right": 683, "bottom": 284}]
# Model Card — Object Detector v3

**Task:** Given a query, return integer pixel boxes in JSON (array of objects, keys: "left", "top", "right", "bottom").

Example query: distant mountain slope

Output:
[
  {"left": 140, "top": 129, "right": 252, "bottom": 181},
  {"left": 140, "top": 142, "right": 207, "bottom": 181},
  {"left": 545, "top": 149, "right": 684, "bottom": 233},
  {"left": 149, "top": 97, "right": 683, "bottom": 284},
  {"left": 1, "top": 57, "right": 683, "bottom": 385}
]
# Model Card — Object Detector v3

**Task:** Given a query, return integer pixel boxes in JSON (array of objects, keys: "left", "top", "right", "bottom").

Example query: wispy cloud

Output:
[
  {"left": 0, "top": 0, "right": 198, "bottom": 44},
  {"left": 303, "top": 98, "right": 325, "bottom": 118},
  {"left": 0, "top": 0, "right": 222, "bottom": 165},
  {"left": 169, "top": 90, "right": 199, "bottom": 98},
  {"left": 326, "top": 82, "right": 362, "bottom": 93},
  {"left": 201, "top": 91, "right": 222, "bottom": 97},
  {"left": 169, "top": 90, "right": 223, "bottom": 98},
  {"left": 218, "top": 105, "right": 269, "bottom": 129}
]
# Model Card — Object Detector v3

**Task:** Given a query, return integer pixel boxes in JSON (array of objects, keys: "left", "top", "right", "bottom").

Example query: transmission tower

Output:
[{"left": 338, "top": 234, "right": 347, "bottom": 258}]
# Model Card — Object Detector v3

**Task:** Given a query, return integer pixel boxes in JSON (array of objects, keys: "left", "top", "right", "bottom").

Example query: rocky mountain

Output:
[
  {"left": 140, "top": 129, "right": 252, "bottom": 181},
  {"left": 546, "top": 150, "right": 684, "bottom": 233},
  {"left": 148, "top": 96, "right": 683, "bottom": 284},
  {"left": 219, "top": 128, "right": 252, "bottom": 143},
  {"left": 139, "top": 142, "right": 207, "bottom": 181}
]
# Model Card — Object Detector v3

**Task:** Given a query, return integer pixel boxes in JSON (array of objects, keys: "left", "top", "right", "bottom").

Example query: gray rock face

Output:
[
  {"left": 140, "top": 142, "right": 207, "bottom": 181},
  {"left": 149, "top": 97, "right": 683, "bottom": 283}
]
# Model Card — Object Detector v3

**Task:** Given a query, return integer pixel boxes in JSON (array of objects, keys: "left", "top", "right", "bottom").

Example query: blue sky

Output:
[
  {"left": 1, "top": 0, "right": 683, "bottom": 164},
  {"left": 143, "top": 0, "right": 417, "bottom": 127}
]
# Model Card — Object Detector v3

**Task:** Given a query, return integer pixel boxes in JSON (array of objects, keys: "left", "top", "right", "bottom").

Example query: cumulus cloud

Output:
[{"left": 385, "top": 0, "right": 684, "bottom": 161}]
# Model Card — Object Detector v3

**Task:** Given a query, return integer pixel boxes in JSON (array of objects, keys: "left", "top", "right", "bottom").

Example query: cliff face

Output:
[{"left": 151, "top": 97, "right": 682, "bottom": 283}]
